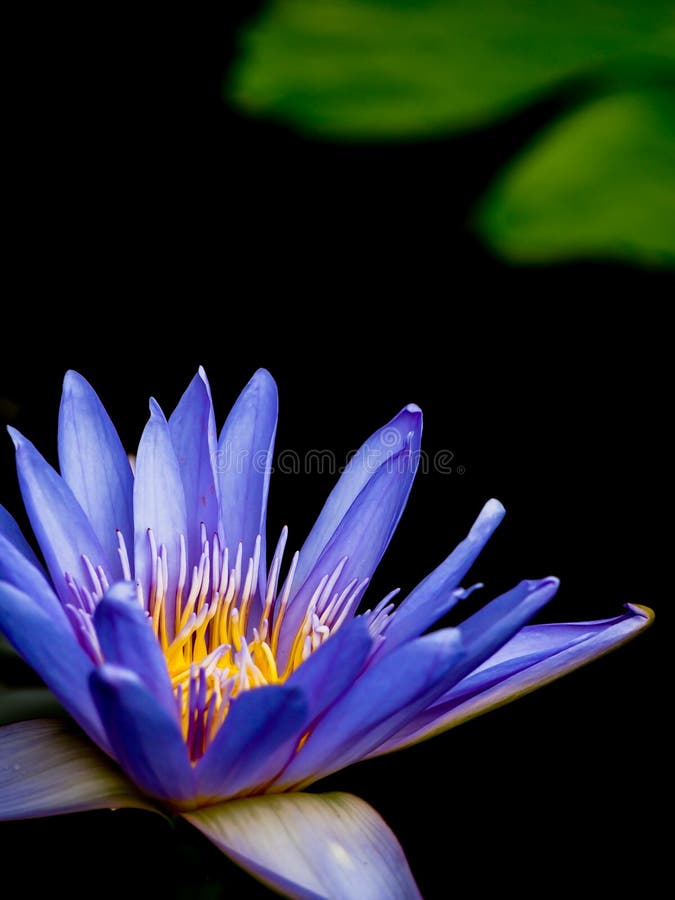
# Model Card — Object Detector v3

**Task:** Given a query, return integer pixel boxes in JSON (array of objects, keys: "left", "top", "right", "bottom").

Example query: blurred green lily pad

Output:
[
  {"left": 228, "top": 0, "right": 675, "bottom": 139},
  {"left": 474, "top": 89, "right": 675, "bottom": 266}
]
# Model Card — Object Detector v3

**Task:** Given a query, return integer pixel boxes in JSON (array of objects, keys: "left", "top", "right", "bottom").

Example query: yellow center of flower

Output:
[{"left": 117, "top": 526, "right": 368, "bottom": 762}]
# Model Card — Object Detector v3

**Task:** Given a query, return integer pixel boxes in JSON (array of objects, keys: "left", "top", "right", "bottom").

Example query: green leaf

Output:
[
  {"left": 227, "top": 0, "right": 675, "bottom": 139},
  {"left": 474, "top": 88, "right": 675, "bottom": 266}
]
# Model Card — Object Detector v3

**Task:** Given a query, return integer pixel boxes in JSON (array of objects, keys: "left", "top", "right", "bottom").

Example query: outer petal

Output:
[
  {"left": 382, "top": 498, "right": 505, "bottom": 652},
  {"left": 0, "top": 532, "right": 65, "bottom": 620},
  {"left": 372, "top": 604, "right": 654, "bottom": 755},
  {"left": 0, "top": 718, "right": 153, "bottom": 820},
  {"left": 168, "top": 367, "right": 220, "bottom": 567},
  {"left": 294, "top": 404, "right": 422, "bottom": 588},
  {"left": 273, "top": 628, "right": 462, "bottom": 790},
  {"left": 93, "top": 581, "right": 176, "bottom": 717},
  {"left": 184, "top": 792, "right": 421, "bottom": 900},
  {"left": 8, "top": 428, "right": 111, "bottom": 604},
  {"left": 278, "top": 436, "right": 421, "bottom": 666},
  {"left": 0, "top": 503, "right": 41, "bottom": 569},
  {"left": 196, "top": 685, "right": 307, "bottom": 802},
  {"left": 217, "top": 368, "right": 277, "bottom": 550},
  {"left": 58, "top": 370, "right": 134, "bottom": 579},
  {"left": 133, "top": 399, "right": 188, "bottom": 628},
  {"left": 0, "top": 582, "right": 108, "bottom": 751},
  {"left": 90, "top": 664, "right": 194, "bottom": 804}
]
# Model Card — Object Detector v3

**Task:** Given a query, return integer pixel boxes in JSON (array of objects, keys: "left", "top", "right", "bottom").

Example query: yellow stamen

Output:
[{"left": 139, "top": 528, "right": 361, "bottom": 762}]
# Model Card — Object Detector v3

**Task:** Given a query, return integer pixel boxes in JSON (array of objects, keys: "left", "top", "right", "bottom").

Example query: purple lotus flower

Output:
[{"left": 0, "top": 368, "right": 652, "bottom": 898}]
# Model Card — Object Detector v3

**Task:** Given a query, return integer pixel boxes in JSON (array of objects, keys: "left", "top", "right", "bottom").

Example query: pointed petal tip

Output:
[
  {"left": 239, "top": 369, "right": 278, "bottom": 408},
  {"left": 469, "top": 498, "right": 506, "bottom": 541},
  {"left": 62, "top": 369, "right": 89, "bottom": 393},
  {"left": 371, "top": 405, "right": 422, "bottom": 445},
  {"left": 148, "top": 397, "right": 167, "bottom": 420},
  {"left": 534, "top": 575, "right": 560, "bottom": 592},
  {"left": 196, "top": 366, "right": 214, "bottom": 395},
  {"left": 250, "top": 367, "right": 276, "bottom": 388},
  {"left": 6, "top": 425, "right": 22, "bottom": 449},
  {"left": 186, "top": 366, "right": 211, "bottom": 394},
  {"left": 398, "top": 404, "right": 422, "bottom": 430},
  {"left": 625, "top": 603, "right": 654, "bottom": 624},
  {"left": 484, "top": 497, "right": 506, "bottom": 518}
]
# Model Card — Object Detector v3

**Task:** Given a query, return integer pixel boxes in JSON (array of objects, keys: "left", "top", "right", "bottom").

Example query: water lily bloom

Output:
[{"left": 0, "top": 369, "right": 652, "bottom": 898}]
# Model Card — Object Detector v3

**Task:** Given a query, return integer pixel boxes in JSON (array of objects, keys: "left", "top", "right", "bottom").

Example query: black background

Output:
[{"left": 1, "top": 4, "right": 668, "bottom": 897}]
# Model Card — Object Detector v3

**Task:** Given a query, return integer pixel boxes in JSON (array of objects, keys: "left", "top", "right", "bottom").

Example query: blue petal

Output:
[
  {"left": 90, "top": 663, "right": 194, "bottom": 804},
  {"left": 356, "top": 577, "right": 560, "bottom": 762},
  {"left": 382, "top": 499, "right": 505, "bottom": 652},
  {"left": 371, "top": 604, "right": 653, "bottom": 755},
  {"left": 8, "top": 428, "right": 111, "bottom": 604},
  {"left": 0, "top": 581, "right": 108, "bottom": 751},
  {"left": 0, "top": 719, "right": 152, "bottom": 820},
  {"left": 196, "top": 685, "right": 307, "bottom": 802},
  {"left": 0, "top": 532, "right": 64, "bottom": 620},
  {"left": 168, "top": 367, "right": 220, "bottom": 567},
  {"left": 456, "top": 576, "right": 561, "bottom": 678},
  {"left": 216, "top": 369, "right": 278, "bottom": 595},
  {"left": 273, "top": 628, "right": 462, "bottom": 790},
  {"left": 133, "top": 400, "right": 187, "bottom": 627},
  {"left": 0, "top": 503, "right": 41, "bottom": 569},
  {"left": 277, "top": 433, "right": 422, "bottom": 667},
  {"left": 285, "top": 618, "right": 373, "bottom": 724},
  {"left": 58, "top": 370, "right": 134, "bottom": 579},
  {"left": 93, "top": 581, "right": 176, "bottom": 717},
  {"left": 294, "top": 404, "right": 423, "bottom": 588},
  {"left": 185, "top": 792, "right": 422, "bottom": 900}
]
